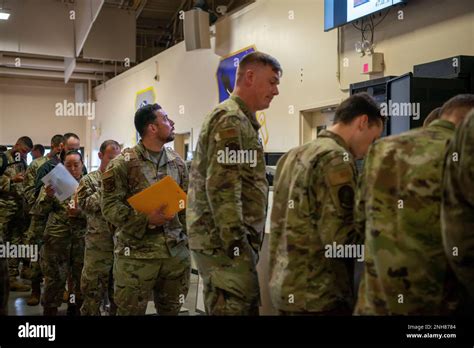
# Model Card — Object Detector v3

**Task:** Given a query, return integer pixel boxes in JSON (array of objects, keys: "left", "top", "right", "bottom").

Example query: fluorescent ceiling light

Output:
[{"left": 0, "top": 11, "right": 10, "bottom": 20}]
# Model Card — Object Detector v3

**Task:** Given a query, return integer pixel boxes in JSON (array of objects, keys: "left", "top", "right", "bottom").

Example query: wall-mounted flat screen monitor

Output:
[{"left": 324, "top": 0, "right": 406, "bottom": 31}]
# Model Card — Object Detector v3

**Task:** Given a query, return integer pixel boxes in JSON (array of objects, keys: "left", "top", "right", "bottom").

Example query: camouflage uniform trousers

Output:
[
  {"left": 192, "top": 243, "right": 260, "bottom": 316},
  {"left": 41, "top": 235, "right": 85, "bottom": 309},
  {"left": 25, "top": 216, "right": 47, "bottom": 283},
  {"left": 19, "top": 212, "right": 32, "bottom": 275},
  {"left": 0, "top": 196, "right": 27, "bottom": 279},
  {"left": 0, "top": 197, "right": 16, "bottom": 241},
  {"left": 80, "top": 247, "right": 115, "bottom": 315},
  {"left": 0, "top": 197, "right": 12, "bottom": 315},
  {"left": 113, "top": 243, "right": 191, "bottom": 316}
]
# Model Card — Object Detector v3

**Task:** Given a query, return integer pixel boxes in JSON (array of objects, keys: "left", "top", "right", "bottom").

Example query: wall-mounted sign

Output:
[
  {"left": 134, "top": 87, "right": 156, "bottom": 144},
  {"left": 216, "top": 45, "right": 256, "bottom": 103}
]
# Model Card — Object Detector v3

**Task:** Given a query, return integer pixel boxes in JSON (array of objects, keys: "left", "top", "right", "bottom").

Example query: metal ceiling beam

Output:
[
  {"left": 136, "top": 0, "right": 148, "bottom": 18},
  {"left": 155, "top": 0, "right": 189, "bottom": 44},
  {"left": 137, "top": 28, "right": 166, "bottom": 35}
]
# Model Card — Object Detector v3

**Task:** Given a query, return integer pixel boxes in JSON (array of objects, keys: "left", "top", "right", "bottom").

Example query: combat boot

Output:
[
  {"left": 9, "top": 277, "right": 31, "bottom": 292},
  {"left": 26, "top": 280, "right": 41, "bottom": 306},
  {"left": 43, "top": 307, "right": 58, "bottom": 316}
]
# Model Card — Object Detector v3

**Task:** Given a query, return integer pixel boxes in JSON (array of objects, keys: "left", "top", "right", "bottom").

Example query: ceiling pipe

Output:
[
  {"left": 0, "top": 55, "right": 125, "bottom": 74},
  {"left": 0, "top": 67, "right": 105, "bottom": 81}
]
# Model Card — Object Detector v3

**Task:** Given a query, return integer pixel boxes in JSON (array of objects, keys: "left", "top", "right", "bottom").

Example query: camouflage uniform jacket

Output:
[
  {"left": 441, "top": 111, "right": 474, "bottom": 302},
  {"left": 355, "top": 119, "right": 457, "bottom": 315},
  {"left": 101, "top": 142, "right": 188, "bottom": 259},
  {"left": 269, "top": 130, "right": 358, "bottom": 312},
  {"left": 35, "top": 155, "right": 88, "bottom": 197},
  {"left": 0, "top": 149, "right": 27, "bottom": 197},
  {"left": 31, "top": 181, "right": 87, "bottom": 239},
  {"left": 187, "top": 95, "right": 268, "bottom": 252},
  {"left": 77, "top": 170, "right": 114, "bottom": 252},
  {"left": 23, "top": 155, "right": 49, "bottom": 208}
]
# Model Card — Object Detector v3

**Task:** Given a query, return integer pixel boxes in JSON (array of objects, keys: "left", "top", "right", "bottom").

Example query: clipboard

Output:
[{"left": 127, "top": 175, "right": 186, "bottom": 217}]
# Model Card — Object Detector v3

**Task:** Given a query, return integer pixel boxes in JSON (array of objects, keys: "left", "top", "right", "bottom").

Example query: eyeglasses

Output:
[{"left": 151, "top": 114, "right": 170, "bottom": 125}]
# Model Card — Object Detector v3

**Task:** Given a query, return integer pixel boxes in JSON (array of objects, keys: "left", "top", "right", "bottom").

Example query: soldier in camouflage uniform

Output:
[
  {"left": 0, "top": 136, "right": 33, "bottom": 292},
  {"left": 269, "top": 93, "right": 384, "bottom": 315},
  {"left": 187, "top": 52, "right": 281, "bottom": 315},
  {"left": 78, "top": 140, "right": 121, "bottom": 316},
  {"left": 24, "top": 135, "right": 64, "bottom": 210},
  {"left": 31, "top": 144, "right": 45, "bottom": 161},
  {"left": 354, "top": 94, "right": 474, "bottom": 315},
  {"left": 34, "top": 133, "right": 86, "bottom": 306},
  {"left": 35, "top": 133, "right": 87, "bottom": 198},
  {"left": 0, "top": 153, "right": 9, "bottom": 315},
  {"left": 0, "top": 234, "right": 7, "bottom": 315},
  {"left": 32, "top": 150, "right": 87, "bottom": 316},
  {"left": 24, "top": 134, "right": 64, "bottom": 306},
  {"left": 102, "top": 104, "right": 190, "bottom": 316},
  {"left": 441, "top": 108, "right": 474, "bottom": 311}
]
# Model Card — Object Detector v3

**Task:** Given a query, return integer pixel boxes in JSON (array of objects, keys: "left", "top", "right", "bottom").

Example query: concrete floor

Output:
[{"left": 7, "top": 273, "right": 201, "bottom": 316}]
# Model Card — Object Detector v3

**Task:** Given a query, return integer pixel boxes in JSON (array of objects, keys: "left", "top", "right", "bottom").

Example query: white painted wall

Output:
[{"left": 0, "top": 78, "right": 86, "bottom": 150}]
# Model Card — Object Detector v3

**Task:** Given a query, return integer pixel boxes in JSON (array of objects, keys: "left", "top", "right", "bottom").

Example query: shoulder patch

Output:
[
  {"left": 327, "top": 166, "right": 352, "bottom": 186},
  {"left": 102, "top": 170, "right": 115, "bottom": 193},
  {"left": 122, "top": 148, "right": 138, "bottom": 160},
  {"left": 215, "top": 127, "right": 239, "bottom": 142}
]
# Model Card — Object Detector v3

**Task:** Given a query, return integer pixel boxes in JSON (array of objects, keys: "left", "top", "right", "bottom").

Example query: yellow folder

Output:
[{"left": 127, "top": 175, "right": 186, "bottom": 217}]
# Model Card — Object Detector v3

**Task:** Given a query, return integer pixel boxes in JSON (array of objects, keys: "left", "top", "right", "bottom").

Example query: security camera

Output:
[
  {"left": 216, "top": 5, "right": 227, "bottom": 15},
  {"left": 362, "top": 40, "right": 374, "bottom": 55}
]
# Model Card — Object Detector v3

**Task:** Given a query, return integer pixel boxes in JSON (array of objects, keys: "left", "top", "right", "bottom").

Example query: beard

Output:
[{"left": 165, "top": 133, "right": 175, "bottom": 143}]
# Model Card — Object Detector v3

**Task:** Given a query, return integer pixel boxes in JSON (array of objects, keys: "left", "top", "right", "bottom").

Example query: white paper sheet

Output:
[{"left": 41, "top": 163, "right": 79, "bottom": 202}]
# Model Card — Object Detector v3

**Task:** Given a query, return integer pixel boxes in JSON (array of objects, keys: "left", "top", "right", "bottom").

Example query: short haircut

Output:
[
  {"left": 51, "top": 134, "right": 65, "bottom": 147},
  {"left": 64, "top": 132, "right": 80, "bottom": 142},
  {"left": 238, "top": 51, "right": 283, "bottom": 77},
  {"left": 440, "top": 94, "right": 474, "bottom": 116},
  {"left": 99, "top": 140, "right": 120, "bottom": 154},
  {"left": 333, "top": 93, "right": 384, "bottom": 126},
  {"left": 423, "top": 107, "right": 441, "bottom": 127},
  {"left": 17, "top": 136, "right": 33, "bottom": 149},
  {"left": 32, "top": 144, "right": 45, "bottom": 156},
  {"left": 134, "top": 103, "right": 162, "bottom": 137},
  {"left": 0, "top": 145, "right": 7, "bottom": 152},
  {"left": 64, "top": 150, "right": 83, "bottom": 162}
]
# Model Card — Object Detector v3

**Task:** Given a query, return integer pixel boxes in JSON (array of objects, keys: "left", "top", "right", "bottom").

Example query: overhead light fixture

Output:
[{"left": 0, "top": 10, "right": 10, "bottom": 20}]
